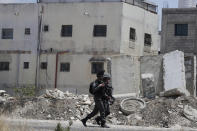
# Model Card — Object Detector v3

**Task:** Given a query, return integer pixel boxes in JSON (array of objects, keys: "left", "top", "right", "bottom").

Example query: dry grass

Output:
[{"left": 0, "top": 117, "right": 34, "bottom": 131}]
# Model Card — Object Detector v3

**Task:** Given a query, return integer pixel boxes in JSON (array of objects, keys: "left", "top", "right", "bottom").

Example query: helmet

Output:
[{"left": 103, "top": 73, "right": 111, "bottom": 79}]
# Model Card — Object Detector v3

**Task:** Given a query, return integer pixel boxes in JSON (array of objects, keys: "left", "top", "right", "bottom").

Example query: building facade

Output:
[
  {"left": 161, "top": 8, "right": 197, "bottom": 55},
  {"left": 0, "top": 0, "right": 159, "bottom": 95}
]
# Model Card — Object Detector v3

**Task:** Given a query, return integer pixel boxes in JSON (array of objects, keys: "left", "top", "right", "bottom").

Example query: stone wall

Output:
[{"left": 140, "top": 55, "right": 163, "bottom": 96}]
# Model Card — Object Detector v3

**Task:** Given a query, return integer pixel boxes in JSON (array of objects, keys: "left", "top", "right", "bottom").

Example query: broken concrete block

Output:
[
  {"left": 45, "top": 89, "right": 65, "bottom": 99},
  {"left": 163, "top": 50, "right": 190, "bottom": 96},
  {"left": 183, "top": 105, "right": 197, "bottom": 122},
  {"left": 0, "top": 90, "right": 6, "bottom": 96},
  {"left": 141, "top": 73, "right": 155, "bottom": 99}
]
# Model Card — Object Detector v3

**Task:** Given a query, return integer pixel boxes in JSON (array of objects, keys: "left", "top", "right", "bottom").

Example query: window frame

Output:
[
  {"left": 144, "top": 33, "right": 152, "bottom": 46},
  {"left": 93, "top": 25, "right": 107, "bottom": 37},
  {"left": 175, "top": 24, "right": 188, "bottom": 36},
  {"left": 41, "top": 62, "right": 47, "bottom": 70},
  {"left": 0, "top": 62, "right": 9, "bottom": 71},
  {"left": 43, "top": 25, "right": 49, "bottom": 32},
  {"left": 60, "top": 62, "right": 70, "bottom": 72},
  {"left": 61, "top": 25, "right": 72, "bottom": 37},
  {"left": 129, "top": 27, "right": 136, "bottom": 41},
  {"left": 2, "top": 28, "right": 13, "bottom": 39},
  {"left": 25, "top": 28, "right": 31, "bottom": 35},
  {"left": 23, "top": 62, "right": 29, "bottom": 69},
  {"left": 91, "top": 62, "right": 104, "bottom": 74}
]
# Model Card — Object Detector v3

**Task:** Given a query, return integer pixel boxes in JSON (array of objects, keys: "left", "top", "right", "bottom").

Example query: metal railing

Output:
[{"left": 39, "top": 0, "right": 158, "bottom": 13}]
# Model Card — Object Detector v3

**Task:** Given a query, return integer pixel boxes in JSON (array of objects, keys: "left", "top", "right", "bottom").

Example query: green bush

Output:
[
  {"left": 55, "top": 123, "right": 70, "bottom": 131},
  {"left": 14, "top": 85, "right": 36, "bottom": 98}
]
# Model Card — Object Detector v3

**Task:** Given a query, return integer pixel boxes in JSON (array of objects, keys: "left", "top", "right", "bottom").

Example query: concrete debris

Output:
[
  {"left": 0, "top": 90, "right": 6, "bottom": 96},
  {"left": 141, "top": 73, "right": 155, "bottom": 99},
  {"left": 163, "top": 50, "right": 190, "bottom": 96},
  {"left": 126, "top": 113, "right": 143, "bottom": 126},
  {"left": 1, "top": 90, "right": 197, "bottom": 128},
  {"left": 44, "top": 89, "right": 65, "bottom": 99},
  {"left": 183, "top": 105, "right": 197, "bottom": 122}
]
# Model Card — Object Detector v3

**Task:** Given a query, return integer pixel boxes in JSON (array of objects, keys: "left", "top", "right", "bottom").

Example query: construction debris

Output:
[
  {"left": 0, "top": 90, "right": 197, "bottom": 128},
  {"left": 183, "top": 105, "right": 197, "bottom": 122},
  {"left": 44, "top": 89, "right": 65, "bottom": 99}
]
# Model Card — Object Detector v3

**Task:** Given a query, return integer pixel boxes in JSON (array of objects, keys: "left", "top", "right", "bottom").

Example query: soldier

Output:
[
  {"left": 95, "top": 73, "right": 115, "bottom": 127},
  {"left": 81, "top": 70, "right": 110, "bottom": 128}
]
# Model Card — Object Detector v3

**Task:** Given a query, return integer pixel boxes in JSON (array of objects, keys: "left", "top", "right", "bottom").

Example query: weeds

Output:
[
  {"left": 14, "top": 85, "right": 36, "bottom": 98},
  {"left": 55, "top": 123, "right": 71, "bottom": 131}
]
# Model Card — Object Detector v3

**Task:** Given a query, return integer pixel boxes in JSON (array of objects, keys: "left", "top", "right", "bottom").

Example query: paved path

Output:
[{"left": 5, "top": 118, "right": 197, "bottom": 131}]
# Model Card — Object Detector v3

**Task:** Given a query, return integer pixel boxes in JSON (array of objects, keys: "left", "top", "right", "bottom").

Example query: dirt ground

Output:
[{"left": 1, "top": 92, "right": 197, "bottom": 128}]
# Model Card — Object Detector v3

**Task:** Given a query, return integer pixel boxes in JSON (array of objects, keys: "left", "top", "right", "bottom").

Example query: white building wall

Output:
[
  {"left": 40, "top": 2, "right": 122, "bottom": 54},
  {"left": 120, "top": 3, "right": 159, "bottom": 56},
  {"left": 0, "top": 4, "right": 39, "bottom": 88},
  {"left": 0, "top": 4, "right": 39, "bottom": 53},
  {"left": 111, "top": 55, "right": 140, "bottom": 95},
  {"left": 39, "top": 53, "right": 108, "bottom": 94}
]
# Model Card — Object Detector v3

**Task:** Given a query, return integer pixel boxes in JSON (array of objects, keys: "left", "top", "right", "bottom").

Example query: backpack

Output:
[{"left": 89, "top": 82, "right": 96, "bottom": 95}]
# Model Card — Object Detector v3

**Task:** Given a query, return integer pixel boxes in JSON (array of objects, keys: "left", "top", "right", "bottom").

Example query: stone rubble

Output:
[{"left": 0, "top": 89, "right": 197, "bottom": 128}]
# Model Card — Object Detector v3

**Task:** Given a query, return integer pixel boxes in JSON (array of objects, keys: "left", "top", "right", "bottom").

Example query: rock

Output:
[
  {"left": 183, "top": 105, "right": 197, "bottom": 122},
  {"left": 127, "top": 113, "right": 143, "bottom": 126},
  {"left": 178, "top": 104, "right": 184, "bottom": 109},
  {"left": 64, "top": 91, "right": 73, "bottom": 97},
  {"left": 47, "top": 114, "right": 51, "bottom": 119},
  {"left": 163, "top": 50, "right": 190, "bottom": 96},
  {"left": 0, "top": 90, "right": 6, "bottom": 96},
  {"left": 70, "top": 117, "right": 75, "bottom": 120},
  {"left": 109, "top": 117, "right": 117, "bottom": 125},
  {"left": 45, "top": 89, "right": 65, "bottom": 99}
]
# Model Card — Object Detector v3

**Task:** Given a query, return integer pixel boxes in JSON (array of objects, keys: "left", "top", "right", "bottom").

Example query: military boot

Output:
[
  {"left": 95, "top": 117, "right": 101, "bottom": 125},
  {"left": 101, "top": 123, "right": 110, "bottom": 128},
  {"left": 81, "top": 118, "right": 88, "bottom": 127}
]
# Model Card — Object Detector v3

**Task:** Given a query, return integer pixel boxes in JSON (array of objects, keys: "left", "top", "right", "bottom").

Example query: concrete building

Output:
[
  {"left": 0, "top": 4, "right": 39, "bottom": 93},
  {"left": 0, "top": 0, "right": 159, "bottom": 95},
  {"left": 161, "top": 8, "right": 197, "bottom": 55}
]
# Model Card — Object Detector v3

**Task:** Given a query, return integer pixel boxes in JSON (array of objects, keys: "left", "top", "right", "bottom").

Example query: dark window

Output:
[
  {"left": 2, "top": 28, "right": 13, "bottom": 39},
  {"left": 91, "top": 62, "right": 104, "bottom": 74},
  {"left": 41, "top": 62, "right": 47, "bottom": 69},
  {"left": 130, "top": 27, "right": 136, "bottom": 41},
  {"left": 175, "top": 24, "right": 188, "bottom": 36},
  {"left": 144, "top": 33, "right": 152, "bottom": 46},
  {"left": 93, "top": 25, "right": 107, "bottom": 37},
  {"left": 61, "top": 25, "right": 72, "bottom": 37},
  {"left": 24, "top": 62, "right": 29, "bottom": 69},
  {"left": 0, "top": 62, "right": 9, "bottom": 71},
  {"left": 25, "top": 28, "right": 30, "bottom": 35},
  {"left": 43, "top": 25, "right": 49, "bottom": 32},
  {"left": 60, "top": 63, "right": 70, "bottom": 72}
]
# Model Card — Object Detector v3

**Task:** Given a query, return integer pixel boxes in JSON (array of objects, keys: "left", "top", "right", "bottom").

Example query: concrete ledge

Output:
[{"left": 113, "top": 93, "right": 136, "bottom": 98}]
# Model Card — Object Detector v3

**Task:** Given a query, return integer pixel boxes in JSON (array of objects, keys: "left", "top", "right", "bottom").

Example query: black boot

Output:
[
  {"left": 101, "top": 123, "right": 110, "bottom": 128},
  {"left": 95, "top": 117, "right": 101, "bottom": 125},
  {"left": 81, "top": 118, "right": 88, "bottom": 127}
]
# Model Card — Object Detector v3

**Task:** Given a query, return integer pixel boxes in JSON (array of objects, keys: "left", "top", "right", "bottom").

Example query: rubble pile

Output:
[
  {"left": 0, "top": 89, "right": 197, "bottom": 128},
  {"left": 140, "top": 96, "right": 197, "bottom": 128}
]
